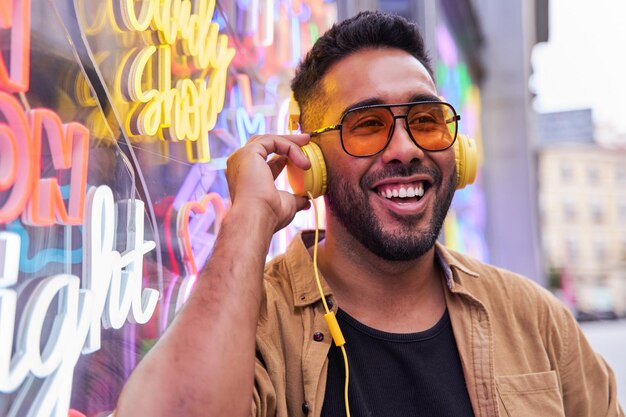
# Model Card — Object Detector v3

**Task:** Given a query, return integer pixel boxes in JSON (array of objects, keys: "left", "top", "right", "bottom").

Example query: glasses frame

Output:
[{"left": 309, "top": 101, "right": 461, "bottom": 157}]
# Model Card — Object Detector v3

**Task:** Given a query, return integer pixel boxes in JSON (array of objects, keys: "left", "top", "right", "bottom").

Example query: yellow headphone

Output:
[{"left": 286, "top": 99, "right": 477, "bottom": 199}]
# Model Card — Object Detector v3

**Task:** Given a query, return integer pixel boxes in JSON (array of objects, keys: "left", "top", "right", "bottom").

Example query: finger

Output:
[
  {"left": 249, "top": 133, "right": 310, "bottom": 146},
  {"left": 268, "top": 155, "right": 287, "bottom": 179},
  {"left": 248, "top": 136, "right": 311, "bottom": 169},
  {"left": 294, "top": 196, "right": 311, "bottom": 212}
]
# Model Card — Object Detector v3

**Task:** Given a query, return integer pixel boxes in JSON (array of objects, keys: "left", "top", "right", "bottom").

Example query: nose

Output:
[{"left": 380, "top": 116, "right": 425, "bottom": 164}]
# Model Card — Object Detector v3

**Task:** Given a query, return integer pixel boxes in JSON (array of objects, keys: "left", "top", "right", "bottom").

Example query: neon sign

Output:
[
  {"left": 117, "top": 0, "right": 236, "bottom": 162},
  {"left": 0, "top": 0, "right": 31, "bottom": 93},
  {"left": 0, "top": 92, "right": 89, "bottom": 226},
  {"left": 0, "top": 185, "right": 158, "bottom": 417}
]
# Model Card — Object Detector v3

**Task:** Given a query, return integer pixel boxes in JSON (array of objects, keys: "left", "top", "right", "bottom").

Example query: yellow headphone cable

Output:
[{"left": 307, "top": 192, "right": 351, "bottom": 417}]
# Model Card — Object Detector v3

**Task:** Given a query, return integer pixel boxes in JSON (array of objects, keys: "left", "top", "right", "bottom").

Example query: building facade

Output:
[{"left": 539, "top": 145, "right": 626, "bottom": 315}]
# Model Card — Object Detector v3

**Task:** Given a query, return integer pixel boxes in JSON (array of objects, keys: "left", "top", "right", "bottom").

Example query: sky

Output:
[{"left": 531, "top": 0, "right": 626, "bottom": 137}]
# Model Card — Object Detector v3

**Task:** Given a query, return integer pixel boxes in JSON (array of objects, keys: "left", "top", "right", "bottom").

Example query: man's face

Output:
[{"left": 316, "top": 48, "right": 457, "bottom": 261}]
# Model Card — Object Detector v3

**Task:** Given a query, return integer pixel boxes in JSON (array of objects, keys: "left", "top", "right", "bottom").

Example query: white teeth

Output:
[{"left": 378, "top": 184, "right": 425, "bottom": 199}]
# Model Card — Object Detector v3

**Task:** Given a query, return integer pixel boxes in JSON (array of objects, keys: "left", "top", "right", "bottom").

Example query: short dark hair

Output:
[{"left": 291, "top": 11, "right": 433, "bottom": 130}]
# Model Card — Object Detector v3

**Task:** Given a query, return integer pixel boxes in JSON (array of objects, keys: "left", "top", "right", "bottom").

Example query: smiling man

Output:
[{"left": 116, "top": 11, "right": 624, "bottom": 417}]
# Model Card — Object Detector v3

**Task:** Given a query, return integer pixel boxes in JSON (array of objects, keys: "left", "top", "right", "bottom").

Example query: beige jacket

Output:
[{"left": 252, "top": 232, "right": 624, "bottom": 417}]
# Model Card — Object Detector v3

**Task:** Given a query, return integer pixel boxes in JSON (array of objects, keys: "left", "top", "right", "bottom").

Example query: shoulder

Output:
[
  {"left": 441, "top": 246, "right": 575, "bottom": 332},
  {"left": 445, "top": 247, "right": 558, "bottom": 305},
  {"left": 442, "top": 247, "right": 582, "bottom": 367}
]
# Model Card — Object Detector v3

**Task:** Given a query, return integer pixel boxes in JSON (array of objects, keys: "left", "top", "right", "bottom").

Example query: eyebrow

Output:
[{"left": 342, "top": 93, "right": 442, "bottom": 114}]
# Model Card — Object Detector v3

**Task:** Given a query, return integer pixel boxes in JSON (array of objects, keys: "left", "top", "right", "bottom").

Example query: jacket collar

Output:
[
  {"left": 285, "top": 230, "right": 333, "bottom": 308},
  {"left": 285, "top": 231, "right": 480, "bottom": 307},
  {"left": 434, "top": 241, "right": 480, "bottom": 291}
]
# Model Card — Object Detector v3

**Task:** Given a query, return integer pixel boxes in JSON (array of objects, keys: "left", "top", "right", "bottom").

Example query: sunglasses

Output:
[{"left": 309, "top": 101, "right": 460, "bottom": 157}]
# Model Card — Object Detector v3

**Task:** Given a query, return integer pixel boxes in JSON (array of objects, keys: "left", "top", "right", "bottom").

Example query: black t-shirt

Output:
[{"left": 321, "top": 309, "right": 475, "bottom": 417}]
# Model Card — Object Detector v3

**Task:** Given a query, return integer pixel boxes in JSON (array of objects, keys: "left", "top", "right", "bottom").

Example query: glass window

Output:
[
  {"left": 560, "top": 163, "right": 573, "bottom": 182},
  {"left": 590, "top": 200, "right": 604, "bottom": 223},
  {"left": 563, "top": 198, "right": 577, "bottom": 221},
  {"left": 566, "top": 236, "right": 578, "bottom": 261},
  {"left": 617, "top": 165, "right": 626, "bottom": 183},
  {"left": 587, "top": 166, "right": 600, "bottom": 184},
  {"left": 593, "top": 235, "right": 606, "bottom": 263}
]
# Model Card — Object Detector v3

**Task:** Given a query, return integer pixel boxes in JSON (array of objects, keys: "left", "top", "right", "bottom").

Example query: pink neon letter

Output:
[{"left": 0, "top": 0, "right": 31, "bottom": 93}]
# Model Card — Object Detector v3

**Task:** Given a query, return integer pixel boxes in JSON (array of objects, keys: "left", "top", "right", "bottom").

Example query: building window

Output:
[
  {"left": 587, "top": 166, "right": 600, "bottom": 184},
  {"left": 619, "top": 199, "right": 626, "bottom": 221},
  {"left": 566, "top": 236, "right": 578, "bottom": 261},
  {"left": 594, "top": 236, "right": 606, "bottom": 263},
  {"left": 563, "top": 198, "right": 577, "bottom": 221},
  {"left": 590, "top": 200, "right": 604, "bottom": 223},
  {"left": 561, "top": 164, "right": 573, "bottom": 183},
  {"left": 617, "top": 165, "right": 626, "bottom": 183}
]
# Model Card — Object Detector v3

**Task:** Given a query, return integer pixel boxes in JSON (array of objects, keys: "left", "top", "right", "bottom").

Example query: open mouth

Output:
[{"left": 374, "top": 181, "right": 431, "bottom": 203}]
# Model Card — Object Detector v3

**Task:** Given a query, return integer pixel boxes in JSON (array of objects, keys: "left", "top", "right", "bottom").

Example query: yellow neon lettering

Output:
[
  {"left": 194, "top": 21, "right": 218, "bottom": 70},
  {"left": 180, "top": 12, "right": 200, "bottom": 57},
  {"left": 75, "top": 0, "right": 108, "bottom": 36},
  {"left": 119, "top": 0, "right": 153, "bottom": 32},
  {"left": 128, "top": 46, "right": 158, "bottom": 102},
  {"left": 117, "top": 0, "right": 235, "bottom": 162},
  {"left": 183, "top": 78, "right": 200, "bottom": 140},
  {"left": 157, "top": 45, "right": 171, "bottom": 91},
  {"left": 153, "top": 0, "right": 184, "bottom": 45}
]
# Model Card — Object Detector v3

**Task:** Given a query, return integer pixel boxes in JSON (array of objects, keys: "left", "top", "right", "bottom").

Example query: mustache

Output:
[{"left": 360, "top": 163, "right": 442, "bottom": 189}]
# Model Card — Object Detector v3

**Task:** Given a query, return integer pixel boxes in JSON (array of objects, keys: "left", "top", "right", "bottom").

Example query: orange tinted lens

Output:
[
  {"left": 342, "top": 107, "right": 392, "bottom": 156},
  {"left": 407, "top": 103, "right": 456, "bottom": 150}
]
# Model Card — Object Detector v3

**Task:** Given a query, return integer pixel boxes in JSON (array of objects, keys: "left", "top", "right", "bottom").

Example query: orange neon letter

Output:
[
  {"left": 0, "top": 92, "right": 33, "bottom": 224},
  {"left": 23, "top": 109, "right": 90, "bottom": 226}
]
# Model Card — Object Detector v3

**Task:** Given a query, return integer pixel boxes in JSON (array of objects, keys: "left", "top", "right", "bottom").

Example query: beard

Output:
[{"left": 325, "top": 162, "right": 456, "bottom": 261}]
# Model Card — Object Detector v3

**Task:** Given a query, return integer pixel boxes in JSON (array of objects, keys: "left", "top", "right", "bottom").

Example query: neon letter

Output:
[
  {"left": 23, "top": 109, "right": 90, "bottom": 226},
  {"left": 0, "top": 92, "right": 33, "bottom": 224},
  {"left": 0, "top": 0, "right": 31, "bottom": 93}
]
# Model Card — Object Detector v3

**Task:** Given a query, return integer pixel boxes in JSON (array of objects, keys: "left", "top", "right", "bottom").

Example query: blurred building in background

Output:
[{"left": 537, "top": 109, "right": 626, "bottom": 316}]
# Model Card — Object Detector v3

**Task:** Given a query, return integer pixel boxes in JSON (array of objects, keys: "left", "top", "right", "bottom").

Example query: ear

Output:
[{"left": 288, "top": 93, "right": 300, "bottom": 133}]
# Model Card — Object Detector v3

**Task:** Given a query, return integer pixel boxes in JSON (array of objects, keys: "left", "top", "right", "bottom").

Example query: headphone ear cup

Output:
[
  {"left": 454, "top": 134, "right": 477, "bottom": 190},
  {"left": 286, "top": 142, "right": 327, "bottom": 199}
]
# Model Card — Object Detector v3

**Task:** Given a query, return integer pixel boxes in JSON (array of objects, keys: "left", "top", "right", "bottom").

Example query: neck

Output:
[{"left": 311, "top": 220, "right": 446, "bottom": 333}]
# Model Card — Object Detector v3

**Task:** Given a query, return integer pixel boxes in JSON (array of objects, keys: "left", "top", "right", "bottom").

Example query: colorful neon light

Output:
[
  {"left": 0, "top": 124, "right": 18, "bottom": 191},
  {"left": 0, "top": 0, "right": 31, "bottom": 93},
  {"left": 0, "top": 232, "right": 20, "bottom": 287},
  {"left": 176, "top": 192, "right": 225, "bottom": 276},
  {"left": 6, "top": 221, "right": 82, "bottom": 274},
  {"left": 82, "top": 185, "right": 158, "bottom": 352},
  {"left": 172, "top": 163, "right": 218, "bottom": 209},
  {"left": 115, "top": 0, "right": 236, "bottom": 162},
  {"left": 121, "top": 41, "right": 234, "bottom": 160},
  {"left": 0, "top": 92, "right": 34, "bottom": 224},
  {"left": 235, "top": 107, "right": 266, "bottom": 147},
  {"left": 0, "top": 185, "right": 158, "bottom": 417},
  {"left": 0, "top": 93, "right": 91, "bottom": 226},
  {"left": 24, "top": 109, "right": 90, "bottom": 226}
]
